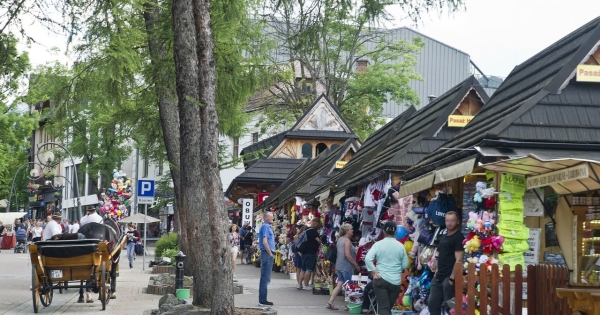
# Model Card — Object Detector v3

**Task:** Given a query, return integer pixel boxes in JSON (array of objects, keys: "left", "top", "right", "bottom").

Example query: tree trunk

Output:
[
  {"left": 142, "top": 0, "right": 188, "bottom": 266},
  {"left": 193, "top": 0, "right": 234, "bottom": 313},
  {"left": 172, "top": 0, "right": 213, "bottom": 308}
]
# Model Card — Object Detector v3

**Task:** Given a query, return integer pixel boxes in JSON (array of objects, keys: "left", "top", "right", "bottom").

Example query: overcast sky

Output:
[{"left": 20, "top": 0, "right": 599, "bottom": 79}]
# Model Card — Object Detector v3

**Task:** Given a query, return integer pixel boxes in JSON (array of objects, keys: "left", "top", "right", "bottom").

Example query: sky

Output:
[{"left": 19, "top": 0, "right": 600, "bottom": 79}]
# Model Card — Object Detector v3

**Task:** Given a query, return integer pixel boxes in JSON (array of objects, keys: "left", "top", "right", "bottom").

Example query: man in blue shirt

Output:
[
  {"left": 239, "top": 222, "right": 248, "bottom": 265},
  {"left": 258, "top": 212, "right": 275, "bottom": 306}
]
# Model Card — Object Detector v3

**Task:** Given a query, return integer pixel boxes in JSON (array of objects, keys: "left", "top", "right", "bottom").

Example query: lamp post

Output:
[
  {"left": 6, "top": 162, "right": 45, "bottom": 213},
  {"left": 36, "top": 142, "right": 83, "bottom": 220}
]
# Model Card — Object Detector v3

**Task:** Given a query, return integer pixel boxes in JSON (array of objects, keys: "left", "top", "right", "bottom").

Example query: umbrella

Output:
[{"left": 117, "top": 213, "right": 161, "bottom": 224}]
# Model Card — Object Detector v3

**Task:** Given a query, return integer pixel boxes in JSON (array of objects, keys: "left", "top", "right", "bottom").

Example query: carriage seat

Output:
[{"left": 37, "top": 239, "right": 102, "bottom": 258}]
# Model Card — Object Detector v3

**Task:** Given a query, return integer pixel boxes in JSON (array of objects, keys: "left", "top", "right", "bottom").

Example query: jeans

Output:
[
  {"left": 428, "top": 277, "right": 455, "bottom": 315},
  {"left": 259, "top": 250, "right": 274, "bottom": 303},
  {"left": 127, "top": 242, "right": 135, "bottom": 264},
  {"left": 372, "top": 278, "right": 402, "bottom": 315},
  {"left": 362, "top": 281, "right": 374, "bottom": 310}
]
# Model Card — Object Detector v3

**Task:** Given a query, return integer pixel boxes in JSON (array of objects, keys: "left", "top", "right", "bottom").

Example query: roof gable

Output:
[
  {"left": 290, "top": 94, "right": 354, "bottom": 134},
  {"left": 404, "top": 16, "right": 600, "bottom": 180},
  {"left": 240, "top": 131, "right": 287, "bottom": 168}
]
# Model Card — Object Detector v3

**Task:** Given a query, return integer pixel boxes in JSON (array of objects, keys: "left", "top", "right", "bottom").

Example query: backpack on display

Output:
[{"left": 292, "top": 228, "right": 312, "bottom": 253}]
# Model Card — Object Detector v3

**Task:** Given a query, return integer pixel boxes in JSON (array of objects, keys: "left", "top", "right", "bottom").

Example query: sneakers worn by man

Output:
[
  {"left": 296, "top": 284, "right": 303, "bottom": 290},
  {"left": 258, "top": 301, "right": 274, "bottom": 306},
  {"left": 303, "top": 285, "right": 313, "bottom": 290}
]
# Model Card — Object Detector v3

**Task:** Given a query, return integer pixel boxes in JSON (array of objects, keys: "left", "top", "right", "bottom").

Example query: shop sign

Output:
[
  {"left": 523, "top": 189, "right": 544, "bottom": 216},
  {"left": 576, "top": 64, "right": 600, "bottom": 82},
  {"left": 448, "top": 115, "right": 474, "bottom": 127},
  {"left": 498, "top": 223, "right": 530, "bottom": 240},
  {"left": 524, "top": 228, "right": 541, "bottom": 265},
  {"left": 499, "top": 208, "right": 524, "bottom": 223},
  {"left": 37, "top": 194, "right": 44, "bottom": 201},
  {"left": 335, "top": 161, "right": 347, "bottom": 169},
  {"left": 242, "top": 198, "right": 254, "bottom": 227},
  {"left": 502, "top": 238, "right": 530, "bottom": 253},
  {"left": 498, "top": 193, "right": 524, "bottom": 211},
  {"left": 501, "top": 173, "right": 526, "bottom": 196},
  {"left": 257, "top": 193, "right": 270, "bottom": 205},
  {"left": 526, "top": 164, "right": 589, "bottom": 189},
  {"left": 499, "top": 252, "right": 525, "bottom": 272}
]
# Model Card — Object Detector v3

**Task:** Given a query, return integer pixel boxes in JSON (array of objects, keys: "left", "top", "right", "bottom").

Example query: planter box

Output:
[{"left": 152, "top": 265, "right": 175, "bottom": 274}]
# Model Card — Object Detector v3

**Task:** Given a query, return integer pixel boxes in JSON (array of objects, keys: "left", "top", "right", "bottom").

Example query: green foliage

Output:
[
  {"left": 0, "top": 34, "right": 37, "bottom": 202},
  {"left": 155, "top": 232, "right": 179, "bottom": 257},
  {"left": 162, "top": 248, "right": 180, "bottom": 265}
]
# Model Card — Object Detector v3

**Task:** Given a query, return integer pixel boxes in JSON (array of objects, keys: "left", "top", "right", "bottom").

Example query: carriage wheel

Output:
[
  {"left": 39, "top": 282, "right": 53, "bottom": 307},
  {"left": 100, "top": 262, "right": 110, "bottom": 310},
  {"left": 31, "top": 265, "right": 39, "bottom": 313}
]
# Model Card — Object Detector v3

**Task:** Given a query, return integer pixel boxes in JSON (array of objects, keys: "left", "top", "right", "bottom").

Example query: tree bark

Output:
[
  {"left": 193, "top": 0, "right": 233, "bottom": 313},
  {"left": 142, "top": 0, "right": 188, "bottom": 264},
  {"left": 172, "top": 0, "right": 213, "bottom": 308}
]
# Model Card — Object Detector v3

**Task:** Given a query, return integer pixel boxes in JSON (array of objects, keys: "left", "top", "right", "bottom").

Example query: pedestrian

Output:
[
  {"left": 230, "top": 224, "right": 241, "bottom": 277},
  {"left": 126, "top": 224, "right": 141, "bottom": 268},
  {"left": 326, "top": 223, "right": 360, "bottom": 310},
  {"left": 365, "top": 221, "right": 409, "bottom": 315},
  {"left": 294, "top": 222, "right": 306, "bottom": 289},
  {"left": 32, "top": 222, "right": 43, "bottom": 243},
  {"left": 239, "top": 222, "right": 248, "bottom": 265},
  {"left": 258, "top": 212, "right": 275, "bottom": 307},
  {"left": 0, "top": 221, "right": 4, "bottom": 253},
  {"left": 70, "top": 220, "right": 80, "bottom": 233},
  {"left": 428, "top": 211, "right": 465, "bottom": 315},
  {"left": 299, "top": 217, "right": 322, "bottom": 290}
]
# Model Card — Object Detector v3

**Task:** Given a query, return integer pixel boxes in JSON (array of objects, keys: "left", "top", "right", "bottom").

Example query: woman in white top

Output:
[{"left": 32, "top": 222, "right": 43, "bottom": 242}]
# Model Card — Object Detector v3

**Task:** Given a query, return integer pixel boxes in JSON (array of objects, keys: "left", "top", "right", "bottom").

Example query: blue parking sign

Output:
[{"left": 137, "top": 179, "right": 155, "bottom": 204}]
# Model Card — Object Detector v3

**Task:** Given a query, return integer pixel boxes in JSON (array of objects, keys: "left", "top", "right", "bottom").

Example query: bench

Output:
[{"left": 37, "top": 239, "right": 102, "bottom": 259}]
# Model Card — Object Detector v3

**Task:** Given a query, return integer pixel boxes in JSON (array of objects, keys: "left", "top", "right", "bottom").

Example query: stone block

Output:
[
  {"left": 189, "top": 308, "right": 211, "bottom": 315},
  {"left": 158, "top": 294, "right": 180, "bottom": 308},
  {"left": 159, "top": 304, "right": 190, "bottom": 315}
]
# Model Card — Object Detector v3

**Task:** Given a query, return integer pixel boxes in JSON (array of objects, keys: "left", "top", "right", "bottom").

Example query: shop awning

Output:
[
  {"left": 399, "top": 172, "right": 435, "bottom": 197},
  {"left": 479, "top": 152, "right": 600, "bottom": 195},
  {"left": 433, "top": 157, "right": 477, "bottom": 184}
]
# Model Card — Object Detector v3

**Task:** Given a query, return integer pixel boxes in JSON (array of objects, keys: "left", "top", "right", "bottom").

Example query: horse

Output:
[{"left": 77, "top": 219, "right": 122, "bottom": 303}]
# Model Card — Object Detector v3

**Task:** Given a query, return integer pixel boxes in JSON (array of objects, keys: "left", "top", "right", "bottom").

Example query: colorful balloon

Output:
[{"left": 396, "top": 226, "right": 407, "bottom": 239}]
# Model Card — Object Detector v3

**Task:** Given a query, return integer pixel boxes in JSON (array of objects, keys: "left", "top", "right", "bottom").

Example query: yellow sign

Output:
[
  {"left": 448, "top": 115, "right": 474, "bottom": 127},
  {"left": 335, "top": 161, "right": 347, "bottom": 169},
  {"left": 576, "top": 65, "right": 600, "bottom": 82},
  {"left": 500, "top": 173, "right": 526, "bottom": 196},
  {"left": 499, "top": 209, "right": 524, "bottom": 223},
  {"left": 498, "top": 193, "right": 524, "bottom": 211},
  {"left": 502, "top": 238, "right": 530, "bottom": 253},
  {"left": 499, "top": 252, "right": 525, "bottom": 271},
  {"left": 498, "top": 224, "right": 530, "bottom": 240}
]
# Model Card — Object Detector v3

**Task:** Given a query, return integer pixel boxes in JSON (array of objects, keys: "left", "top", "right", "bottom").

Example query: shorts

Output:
[
  {"left": 301, "top": 253, "right": 317, "bottom": 272},
  {"left": 294, "top": 253, "right": 303, "bottom": 268},
  {"left": 336, "top": 270, "right": 353, "bottom": 284},
  {"left": 231, "top": 246, "right": 239, "bottom": 253}
]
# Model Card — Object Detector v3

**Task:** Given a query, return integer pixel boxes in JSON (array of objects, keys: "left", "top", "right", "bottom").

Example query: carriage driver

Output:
[
  {"left": 42, "top": 214, "right": 64, "bottom": 241},
  {"left": 80, "top": 205, "right": 104, "bottom": 226}
]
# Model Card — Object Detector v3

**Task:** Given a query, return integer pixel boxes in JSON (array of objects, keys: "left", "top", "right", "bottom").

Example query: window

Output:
[
  {"left": 252, "top": 133, "right": 259, "bottom": 144},
  {"left": 143, "top": 159, "right": 149, "bottom": 178},
  {"left": 330, "top": 144, "right": 340, "bottom": 151},
  {"left": 316, "top": 143, "right": 328, "bottom": 155},
  {"left": 158, "top": 161, "right": 164, "bottom": 176},
  {"left": 233, "top": 137, "right": 239, "bottom": 158},
  {"left": 301, "top": 143, "right": 313, "bottom": 158}
]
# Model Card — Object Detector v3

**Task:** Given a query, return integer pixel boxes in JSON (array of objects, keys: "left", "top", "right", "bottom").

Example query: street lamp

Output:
[
  {"left": 6, "top": 162, "right": 45, "bottom": 213},
  {"left": 36, "top": 142, "right": 83, "bottom": 220}
]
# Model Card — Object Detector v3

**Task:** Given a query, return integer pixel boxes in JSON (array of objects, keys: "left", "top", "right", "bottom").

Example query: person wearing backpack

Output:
[{"left": 297, "top": 217, "right": 321, "bottom": 290}]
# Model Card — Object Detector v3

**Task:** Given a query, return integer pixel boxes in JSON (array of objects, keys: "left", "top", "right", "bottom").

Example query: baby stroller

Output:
[{"left": 14, "top": 229, "right": 28, "bottom": 253}]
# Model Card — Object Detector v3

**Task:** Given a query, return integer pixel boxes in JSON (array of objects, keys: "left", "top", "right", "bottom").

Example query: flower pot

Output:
[{"left": 314, "top": 283, "right": 323, "bottom": 289}]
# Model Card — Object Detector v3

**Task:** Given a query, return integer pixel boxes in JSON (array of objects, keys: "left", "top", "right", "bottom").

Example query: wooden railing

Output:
[{"left": 453, "top": 263, "right": 572, "bottom": 315}]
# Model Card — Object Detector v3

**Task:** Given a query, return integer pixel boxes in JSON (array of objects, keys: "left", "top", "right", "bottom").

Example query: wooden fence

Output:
[{"left": 453, "top": 263, "right": 572, "bottom": 315}]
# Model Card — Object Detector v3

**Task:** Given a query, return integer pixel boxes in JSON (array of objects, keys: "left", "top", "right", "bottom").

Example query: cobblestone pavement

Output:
[{"left": 0, "top": 246, "right": 344, "bottom": 315}]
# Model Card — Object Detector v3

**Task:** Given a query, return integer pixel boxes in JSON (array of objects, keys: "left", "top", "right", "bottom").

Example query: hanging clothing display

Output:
[{"left": 360, "top": 206, "right": 376, "bottom": 235}]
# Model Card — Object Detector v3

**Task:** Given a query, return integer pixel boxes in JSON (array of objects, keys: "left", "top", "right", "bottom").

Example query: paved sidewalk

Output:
[{"left": 0, "top": 246, "right": 348, "bottom": 315}]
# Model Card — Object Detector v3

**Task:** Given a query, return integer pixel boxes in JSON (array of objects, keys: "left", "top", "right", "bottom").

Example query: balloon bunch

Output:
[{"left": 99, "top": 169, "right": 132, "bottom": 220}]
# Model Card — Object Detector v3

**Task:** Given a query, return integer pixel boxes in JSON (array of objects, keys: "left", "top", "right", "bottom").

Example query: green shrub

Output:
[
  {"left": 155, "top": 233, "right": 178, "bottom": 257},
  {"left": 162, "top": 248, "right": 180, "bottom": 265}
]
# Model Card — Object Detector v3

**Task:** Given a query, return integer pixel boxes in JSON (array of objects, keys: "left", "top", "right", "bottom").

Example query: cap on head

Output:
[
  {"left": 85, "top": 205, "right": 96, "bottom": 212},
  {"left": 383, "top": 221, "right": 396, "bottom": 235}
]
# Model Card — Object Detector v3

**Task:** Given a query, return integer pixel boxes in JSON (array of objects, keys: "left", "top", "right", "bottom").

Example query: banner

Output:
[
  {"left": 498, "top": 224, "right": 530, "bottom": 240},
  {"left": 524, "top": 228, "right": 541, "bottom": 265},
  {"left": 499, "top": 252, "right": 525, "bottom": 272},
  {"left": 502, "top": 238, "right": 530, "bottom": 253},
  {"left": 500, "top": 173, "right": 526, "bottom": 196},
  {"left": 526, "top": 164, "right": 589, "bottom": 189},
  {"left": 498, "top": 193, "right": 524, "bottom": 211},
  {"left": 499, "top": 209, "right": 524, "bottom": 223},
  {"left": 242, "top": 199, "right": 254, "bottom": 227}
]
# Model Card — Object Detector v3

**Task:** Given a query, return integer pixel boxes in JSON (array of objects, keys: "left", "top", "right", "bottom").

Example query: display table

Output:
[
  {"left": 0, "top": 234, "right": 16, "bottom": 249},
  {"left": 556, "top": 287, "right": 600, "bottom": 315}
]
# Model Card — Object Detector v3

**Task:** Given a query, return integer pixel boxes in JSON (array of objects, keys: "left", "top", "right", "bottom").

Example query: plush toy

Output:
[
  {"left": 464, "top": 235, "right": 481, "bottom": 254},
  {"left": 481, "top": 236, "right": 493, "bottom": 255},
  {"left": 467, "top": 211, "right": 478, "bottom": 229},
  {"left": 485, "top": 196, "right": 496, "bottom": 210},
  {"left": 482, "top": 211, "right": 495, "bottom": 232},
  {"left": 491, "top": 236, "right": 504, "bottom": 252},
  {"left": 474, "top": 219, "right": 484, "bottom": 233},
  {"left": 474, "top": 182, "right": 487, "bottom": 203}
]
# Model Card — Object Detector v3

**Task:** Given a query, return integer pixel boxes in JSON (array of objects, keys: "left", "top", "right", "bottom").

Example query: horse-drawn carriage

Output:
[{"left": 28, "top": 224, "right": 126, "bottom": 313}]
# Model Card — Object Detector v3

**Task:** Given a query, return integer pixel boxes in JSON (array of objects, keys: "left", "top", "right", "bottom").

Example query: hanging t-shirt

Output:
[{"left": 363, "top": 182, "right": 377, "bottom": 207}]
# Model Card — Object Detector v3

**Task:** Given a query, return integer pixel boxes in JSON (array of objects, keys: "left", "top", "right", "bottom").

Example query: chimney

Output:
[
  {"left": 356, "top": 60, "right": 370, "bottom": 73},
  {"left": 428, "top": 95, "right": 437, "bottom": 103}
]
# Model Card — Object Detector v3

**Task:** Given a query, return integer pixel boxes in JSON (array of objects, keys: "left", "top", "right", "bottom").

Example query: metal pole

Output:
[
  {"left": 143, "top": 203, "right": 147, "bottom": 271},
  {"left": 133, "top": 148, "right": 140, "bottom": 215}
]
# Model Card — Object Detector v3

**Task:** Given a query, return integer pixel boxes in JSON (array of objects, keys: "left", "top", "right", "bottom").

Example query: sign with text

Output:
[
  {"left": 335, "top": 161, "right": 347, "bottom": 169},
  {"left": 137, "top": 179, "right": 155, "bottom": 204},
  {"left": 448, "top": 115, "right": 474, "bottom": 127},
  {"left": 499, "top": 193, "right": 524, "bottom": 211},
  {"left": 242, "top": 199, "right": 254, "bottom": 227},
  {"left": 524, "top": 228, "right": 541, "bottom": 265},
  {"left": 576, "top": 64, "right": 600, "bottom": 82},
  {"left": 499, "top": 252, "right": 525, "bottom": 272},
  {"left": 257, "top": 193, "right": 270, "bottom": 205},
  {"left": 501, "top": 173, "right": 526, "bottom": 196},
  {"left": 526, "top": 164, "right": 589, "bottom": 189},
  {"left": 498, "top": 223, "right": 530, "bottom": 240}
]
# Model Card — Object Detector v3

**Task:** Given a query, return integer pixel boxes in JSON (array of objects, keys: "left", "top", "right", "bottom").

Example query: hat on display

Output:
[
  {"left": 383, "top": 221, "right": 396, "bottom": 234},
  {"left": 52, "top": 213, "right": 62, "bottom": 220}
]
